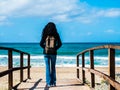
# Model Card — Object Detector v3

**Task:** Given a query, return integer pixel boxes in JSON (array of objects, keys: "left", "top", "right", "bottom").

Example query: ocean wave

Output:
[
  {"left": 1, "top": 55, "right": 120, "bottom": 61},
  {"left": 1, "top": 55, "right": 120, "bottom": 67}
]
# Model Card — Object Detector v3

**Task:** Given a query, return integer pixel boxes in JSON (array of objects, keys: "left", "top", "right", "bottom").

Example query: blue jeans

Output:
[{"left": 44, "top": 54, "right": 56, "bottom": 85}]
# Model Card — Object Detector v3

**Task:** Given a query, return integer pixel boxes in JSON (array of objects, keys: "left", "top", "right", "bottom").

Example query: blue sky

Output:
[{"left": 0, "top": 0, "right": 120, "bottom": 43}]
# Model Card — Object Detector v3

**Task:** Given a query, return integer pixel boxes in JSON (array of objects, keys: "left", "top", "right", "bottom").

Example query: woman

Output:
[{"left": 40, "top": 22, "right": 62, "bottom": 87}]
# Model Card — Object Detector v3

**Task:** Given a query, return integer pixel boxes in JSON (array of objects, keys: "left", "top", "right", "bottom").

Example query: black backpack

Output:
[{"left": 45, "top": 36, "right": 56, "bottom": 54}]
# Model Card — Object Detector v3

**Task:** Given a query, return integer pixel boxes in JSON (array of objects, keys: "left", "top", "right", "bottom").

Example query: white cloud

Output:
[
  {"left": 105, "top": 9, "right": 120, "bottom": 17},
  {"left": 0, "top": 16, "right": 7, "bottom": 21},
  {"left": 0, "top": 0, "right": 78, "bottom": 16},
  {"left": 96, "top": 9, "right": 120, "bottom": 17},
  {"left": 0, "top": 0, "right": 29, "bottom": 15},
  {"left": 0, "top": 16, "right": 12, "bottom": 25},
  {"left": 104, "top": 29, "right": 120, "bottom": 35},
  {"left": 104, "top": 29, "right": 115, "bottom": 33},
  {"left": 52, "top": 14, "right": 71, "bottom": 22},
  {"left": 0, "top": 0, "right": 80, "bottom": 22},
  {"left": 0, "top": 0, "right": 120, "bottom": 24}
]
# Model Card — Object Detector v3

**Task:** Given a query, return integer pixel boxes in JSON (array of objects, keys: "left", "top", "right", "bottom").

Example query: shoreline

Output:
[{"left": 1, "top": 65, "right": 120, "bottom": 67}]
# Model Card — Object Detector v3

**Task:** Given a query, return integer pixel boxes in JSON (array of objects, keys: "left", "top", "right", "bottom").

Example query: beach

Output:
[{"left": 0, "top": 66, "right": 120, "bottom": 90}]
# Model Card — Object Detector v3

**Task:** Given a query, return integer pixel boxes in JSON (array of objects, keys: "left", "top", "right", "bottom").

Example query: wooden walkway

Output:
[
  {"left": 17, "top": 79, "right": 90, "bottom": 90},
  {"left": 17, "top": 67, "right": 90, "bottom": 90}
]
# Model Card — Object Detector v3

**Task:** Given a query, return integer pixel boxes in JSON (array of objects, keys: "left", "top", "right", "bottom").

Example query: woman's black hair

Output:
[{"left": 41, "top": 22, "right": 58, "bottom": 39}]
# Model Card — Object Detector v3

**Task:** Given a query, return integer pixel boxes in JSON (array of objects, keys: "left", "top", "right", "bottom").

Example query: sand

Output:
[{"left": 0, "top": 66, "right": 120, "bottom": 90}]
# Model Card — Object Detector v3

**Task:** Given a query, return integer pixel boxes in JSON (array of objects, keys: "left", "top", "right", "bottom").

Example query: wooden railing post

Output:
[
  {"left": 28, "top": 54, "right": 30, "bottom": 79},
  {"left": 8, "top": 50, "right": 13, "bottom": 90},
  {"left": 20, "top": 53, "right": 23, "bottom": 82},
  {"left": 77, "top": 55, "right": 79, "bottom": 79},
  {"left": 82, "top": 53, "right": 85, "bottom": 83},
  {"left": 108, "top": 48, "right": 115, "bottom": 90},
  {"left": 90, "top": 50, "right": 95, "bottom": 88}
]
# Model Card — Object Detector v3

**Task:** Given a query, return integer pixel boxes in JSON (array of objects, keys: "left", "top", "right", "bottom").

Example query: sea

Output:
[{"left": 0, "top": 43, "right": 120, "bottom": 67}]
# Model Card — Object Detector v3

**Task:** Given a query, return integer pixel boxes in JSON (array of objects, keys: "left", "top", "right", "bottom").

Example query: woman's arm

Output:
[
  {"left": 40, "top": 37, "right": 45, "bottom": 49},
  {"left": 56, "top": 34, "right": 62, "bottom": 50}
]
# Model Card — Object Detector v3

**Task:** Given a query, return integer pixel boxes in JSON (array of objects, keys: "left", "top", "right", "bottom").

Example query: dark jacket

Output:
[{"left": 40, "top": 34, "right": 62, "bottom": 55}]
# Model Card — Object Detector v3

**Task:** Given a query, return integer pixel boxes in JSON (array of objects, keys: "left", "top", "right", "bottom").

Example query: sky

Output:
[{"left": 0, "top": 0, "right": 120, "bottom": 43}]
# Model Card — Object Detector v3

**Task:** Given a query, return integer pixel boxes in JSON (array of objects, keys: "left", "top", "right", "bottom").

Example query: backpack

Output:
[{"left": 45, "top": 36, "right": 56, "bottom": 54}]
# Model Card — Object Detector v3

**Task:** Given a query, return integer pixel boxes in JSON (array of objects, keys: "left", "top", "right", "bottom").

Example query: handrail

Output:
[
  {"left": 0, "top": 46, "right": 31, "bottom": 90},
  {"left": 0, "top": 46, "right": 29, "bottom": 54},
  {"left": 77, "top": 45, "right": 120, "bottom": 56},
  {"left": 76, "top": 45, "right": 120, "bottom": 90}
]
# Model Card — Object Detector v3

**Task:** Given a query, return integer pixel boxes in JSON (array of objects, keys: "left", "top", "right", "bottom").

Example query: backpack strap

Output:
[
  {"left": 45, "top": 36, "right": 56, "bottom": 54},
  {"left": 46, "top": 36, "right": 55, "bottom": 48}
]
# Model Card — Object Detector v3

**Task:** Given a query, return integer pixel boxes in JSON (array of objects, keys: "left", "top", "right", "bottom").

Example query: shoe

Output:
[
  {"left": 53, "top": 84, "right": 56, "bottom": 87},
  {"left": 51, "top": 84, "right": 56, "bottom": 87},
  {"left": 46, "top": 84, "right": 50, "bottom": 88}
]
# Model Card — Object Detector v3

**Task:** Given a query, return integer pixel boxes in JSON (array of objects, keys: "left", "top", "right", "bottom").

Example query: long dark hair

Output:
[{"left": 41, "top": 22, "right": 58, "bottom": 40}]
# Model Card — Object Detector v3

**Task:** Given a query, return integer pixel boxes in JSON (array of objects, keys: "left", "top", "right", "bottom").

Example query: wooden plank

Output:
[
  {"left": 108, "top": 48, "right": 115, "bottom": 90},
  {"left": 90, "top": 50, "right": 95, "bottom": 88},
  {"left": 8, "top": 50, "right": 13, "bottom": 90},
  {"left": 76, "top": 55, "right": 79, "bottom": 78},
  {"left": 0, "top": 69, "right": 12, "bottom": 77},
  {"left": 0, "top": 47, "right": 29, "bottom": 55},
  {"left": 0, "top": 67, "right": 28, "bottom": 77},
  {"left": 77, "top": 45, "right": 120, "bottom": 56},
  {"left": 20, "top": 53, "right": 24, "bottom": 82},
  {"left": 28, "top": 54, "right": 31, "bottom": 79},
  {"left": 82, "top": 53, "right": 85, "bottom": 83}
]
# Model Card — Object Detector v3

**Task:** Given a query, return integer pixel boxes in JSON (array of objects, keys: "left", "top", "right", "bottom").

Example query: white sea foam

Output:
[
  {"left": 0, "top": 55, "right": 120, "bottom": 60},
  {"left": 0, "top": 55, "right": 120, "bottom": 67}
]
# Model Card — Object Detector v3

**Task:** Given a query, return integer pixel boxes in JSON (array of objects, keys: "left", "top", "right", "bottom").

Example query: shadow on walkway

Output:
[
  {"left": 17, "top": 79, "right": 86, "bottom": 90},
  {"left": 29, "top": 78, "right": 42, "bottom": 90},
  {"left": 55, "top": 83, "right": 84, "bottom": 88},
  {"left": 16, "top": 78, "right": 45, "bottom": 90}
]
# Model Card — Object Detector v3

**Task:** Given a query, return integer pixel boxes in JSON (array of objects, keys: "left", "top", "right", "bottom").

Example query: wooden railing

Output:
[
  {"left": 76, "top": 45, "right": 120, "bottom": 90},
  {"left": 0, "top": 47, "right": 31, "bottom": 90}
]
